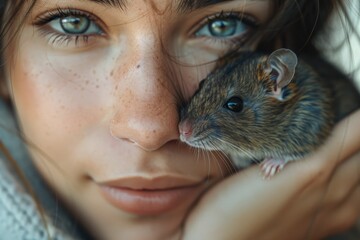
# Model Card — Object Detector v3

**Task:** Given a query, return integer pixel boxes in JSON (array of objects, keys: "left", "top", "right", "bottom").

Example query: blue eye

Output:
[
  {"left": 50, "top": 15, "right": 102, "bottom": 35},
  {"left": 34, "top": 9, "right": 105, "bottom": 48},
  {"left": 195, "top": 13, "right": 255, "bottom": 39}
]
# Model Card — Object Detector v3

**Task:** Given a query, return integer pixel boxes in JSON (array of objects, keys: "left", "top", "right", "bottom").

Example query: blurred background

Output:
[{"left": 319, "top": 0, "right": 360, "bottom": 90}]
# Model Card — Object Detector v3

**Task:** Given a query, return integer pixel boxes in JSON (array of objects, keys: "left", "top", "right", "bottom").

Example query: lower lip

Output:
[{"left": 100, "top": 185, "right": 201, "bottom": 216}]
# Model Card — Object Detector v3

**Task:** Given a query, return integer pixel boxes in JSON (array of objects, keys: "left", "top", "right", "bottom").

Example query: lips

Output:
[{"left": 98, "top": 176, "right": 206, "bottom": 216}]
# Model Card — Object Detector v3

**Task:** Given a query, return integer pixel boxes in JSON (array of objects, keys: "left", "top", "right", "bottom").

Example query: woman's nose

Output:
[{"left": 109, "top": 53, "right": 180, "bottom": 151}]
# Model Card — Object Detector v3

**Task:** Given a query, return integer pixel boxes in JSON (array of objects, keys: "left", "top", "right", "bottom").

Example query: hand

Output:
[{"left": 182, "top": 110, "right": 360, "bottom": 240}]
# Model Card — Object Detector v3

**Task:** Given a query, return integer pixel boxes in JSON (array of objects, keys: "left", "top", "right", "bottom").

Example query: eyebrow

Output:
[
  {"left": 84, "top": 0, "right": 127, "bottom": 10},
  {"left": 84, "top": 0, "right": 235, "bottom": 12},
  {"left": 177, "top": 0, "right": 235, "bottom": 12}
]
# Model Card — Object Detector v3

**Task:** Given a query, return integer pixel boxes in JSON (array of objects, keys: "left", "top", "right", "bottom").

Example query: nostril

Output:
[{"left": 179, "top": 119, "right": 193, "bottom": 140}]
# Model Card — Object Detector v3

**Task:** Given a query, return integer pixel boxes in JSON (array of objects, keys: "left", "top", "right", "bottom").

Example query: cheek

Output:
[
  {"left": 9, "top": 45, "right": 114, "bottom": 154},
  {"left": 173, "top": 64, "right": 215, "bottom": 101},
  {"left": 171, "top": 48, "right": 217, "bottom": 101}
]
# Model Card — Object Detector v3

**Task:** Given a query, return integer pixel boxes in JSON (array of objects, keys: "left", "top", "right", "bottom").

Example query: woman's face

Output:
[{"left": 6, "top": 0, "right": 272, "bottom": 239}]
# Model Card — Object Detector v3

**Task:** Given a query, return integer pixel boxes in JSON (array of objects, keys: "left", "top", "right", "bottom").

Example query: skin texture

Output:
[
  {"left": 3, "top": 0, "right": 360, "bottom": 239},
  {"left": 6, "top": 0, "right": 272, "bottom": 239}
]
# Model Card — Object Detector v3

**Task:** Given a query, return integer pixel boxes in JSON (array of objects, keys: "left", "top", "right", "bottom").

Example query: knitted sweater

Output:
[{"left": 0, "top": 160, "right": 74, "bottom": 240}]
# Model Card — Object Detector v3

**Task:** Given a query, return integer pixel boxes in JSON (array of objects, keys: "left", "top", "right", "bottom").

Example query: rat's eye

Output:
[{"left": 224, "top": 97, "right": 243, "bottom": 112}]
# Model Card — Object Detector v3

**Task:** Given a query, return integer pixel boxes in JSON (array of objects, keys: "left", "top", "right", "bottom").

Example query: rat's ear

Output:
[{"left": 265, "top": 48, "right": 298, "bottom": 99}]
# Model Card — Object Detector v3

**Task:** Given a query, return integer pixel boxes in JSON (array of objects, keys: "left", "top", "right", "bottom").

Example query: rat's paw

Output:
[{"left": 260, "top": 158, "right": 286, "bottom": 179}]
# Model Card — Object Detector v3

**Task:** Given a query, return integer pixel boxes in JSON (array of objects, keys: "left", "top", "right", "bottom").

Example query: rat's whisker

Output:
[
  {"left": 208, "top": 140, "right": 238, "bottom": 175},
  {"left": 208, "top": 149, "right": 224, "bottom": 178},
  {"left": 217, "top": 138, "right": 257, "bottom": 160},
  {"left": 213, "top": 149, "right": 236, "bottom": 176}
]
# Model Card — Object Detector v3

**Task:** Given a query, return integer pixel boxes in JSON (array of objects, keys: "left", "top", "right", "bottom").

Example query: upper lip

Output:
[{"left": 98, "top": 175, "right": 204, "bottom": 190}]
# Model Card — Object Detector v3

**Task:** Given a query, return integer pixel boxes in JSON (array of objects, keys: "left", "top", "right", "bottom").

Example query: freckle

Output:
[
  {"left": 110, "top": 70, "right": 114, "bottom": 76},
  {"left": 85, "top": 80, "right": 89, "bottom": 84},
  {"left": 73, "top": 73, "right": 78, "bottom": 77},
  {"left": 96, "top": 85, "right": 99, "bottom": 88},
  {"left": 152, "top": 130, "right": 157, "bottom": 134},
  {"left": 137, "top": 64, "right": 141, "bottom": 69}
]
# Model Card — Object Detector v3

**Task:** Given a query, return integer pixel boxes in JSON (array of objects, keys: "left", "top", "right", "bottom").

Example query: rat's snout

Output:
[{"left": 178, "top": 119, "right": 193, "bottom": 142}]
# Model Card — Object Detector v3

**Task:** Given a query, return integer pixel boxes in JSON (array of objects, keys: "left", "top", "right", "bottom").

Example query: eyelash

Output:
[
  {"left": 33, "top": 8, "right": 257, "bottom": 48},
  {"left": 33, "top": 8, "right": 105, "bottom": 47}
]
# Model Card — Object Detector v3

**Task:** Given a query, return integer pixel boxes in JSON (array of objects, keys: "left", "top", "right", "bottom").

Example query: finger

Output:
[
  {"left": 282, "top": 151, "right": 360, "bottom": 239},
  {"left": 320, "top": 110, "right": 360, "bottom": 165},
  {"left": 306, "top": 151, "right": 360, "bottom": 239},
  {"left": 326, "top": 150, "right": 360, "bottom": 208},
  {"left": 313, "top": 184, "right": 360, "bottom": 239},
  {"left": 287, "top": 110, "right": 360, "bottom": 185}
]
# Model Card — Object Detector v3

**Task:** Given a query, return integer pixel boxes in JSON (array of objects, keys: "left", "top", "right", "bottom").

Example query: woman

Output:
[{"left": 0, "top": 0, "right": 359, "bottom": 239}]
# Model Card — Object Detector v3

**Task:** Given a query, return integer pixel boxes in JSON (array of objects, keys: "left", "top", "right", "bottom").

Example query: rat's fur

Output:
[{"left": 179, "top": 50, "right": 360, "bottom": 168}]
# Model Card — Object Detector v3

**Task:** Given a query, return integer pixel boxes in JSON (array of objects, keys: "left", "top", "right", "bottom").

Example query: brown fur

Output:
[{"left": 179, "top": 51, "right": 360, "bottom": 168}]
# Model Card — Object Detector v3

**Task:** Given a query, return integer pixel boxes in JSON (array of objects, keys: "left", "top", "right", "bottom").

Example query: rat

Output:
[{"left": 178, "top": 48, "right": 360, "bottom": 178}]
